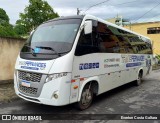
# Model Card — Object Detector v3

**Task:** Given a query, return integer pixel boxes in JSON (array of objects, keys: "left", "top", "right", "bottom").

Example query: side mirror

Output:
[
  {"left": 30, "top": 30, "right": 35, "bottom": 35},
  {"left": 84, "top": 21, "right": 92, "bottom": 34}
]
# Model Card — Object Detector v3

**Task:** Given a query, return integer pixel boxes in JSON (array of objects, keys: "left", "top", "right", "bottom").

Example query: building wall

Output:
[
  {"left": 0, "top": 37, "right": 26, "bottom": 82},
  {"left": 124, "top": 22, "right": 160, "bottom": 54},
  {"left": 107, "top": 18, "right": 116, "bottom": 24}
]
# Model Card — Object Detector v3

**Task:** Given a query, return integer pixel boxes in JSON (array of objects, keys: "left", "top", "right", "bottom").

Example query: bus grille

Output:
[
  {"left": 19, "top": 85, "right": 38, "bottom": 95},
  {"left": 18, "top": 71, "right": 42, "bottom": 82}
]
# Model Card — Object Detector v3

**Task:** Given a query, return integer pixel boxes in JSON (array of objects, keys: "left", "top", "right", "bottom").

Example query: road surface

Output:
[{"left": 0, "top": 70, "right": 160, "bottom": 123}]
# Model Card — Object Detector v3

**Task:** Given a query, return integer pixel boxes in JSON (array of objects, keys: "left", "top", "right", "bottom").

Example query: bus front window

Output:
[{"left": 21, "top": 19, "right": 82, "bottom": 60}]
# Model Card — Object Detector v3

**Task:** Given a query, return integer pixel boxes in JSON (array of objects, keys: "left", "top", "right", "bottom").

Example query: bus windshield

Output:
[
  {"left": 31, "top": 19, "right": 81, "bottom": 43},
  {"left": 21, "top": 19, "right": 82, "bottom": 60}
]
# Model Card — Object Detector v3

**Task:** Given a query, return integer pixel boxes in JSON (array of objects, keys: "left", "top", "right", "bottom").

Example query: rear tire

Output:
[
  {"left": 135, "top": 72, "right": 142, "bottom": 86},
  {"left": 75, "top": 83, "right": 93, "bottom": 110}
]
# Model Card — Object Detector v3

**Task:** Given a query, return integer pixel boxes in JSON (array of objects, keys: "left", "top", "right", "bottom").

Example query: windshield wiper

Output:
[
  {"left": 36, "top": 46, "right": 61, "bottom": 56},
  {"left": 23, "top": 45, "right": 36, "bottom": 56}
]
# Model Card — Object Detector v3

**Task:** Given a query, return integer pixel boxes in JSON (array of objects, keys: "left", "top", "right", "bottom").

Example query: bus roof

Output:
[{"left": 45, "top": 15, "right": 84, "bottom": 23}]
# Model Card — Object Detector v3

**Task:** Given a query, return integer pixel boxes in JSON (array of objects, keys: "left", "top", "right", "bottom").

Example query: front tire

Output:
[
  {"left": 135, "top": 72, "right": 142, "bottom": 86},
  {"left": 76, "top": 83, "right": 93, "bottom": 110}
]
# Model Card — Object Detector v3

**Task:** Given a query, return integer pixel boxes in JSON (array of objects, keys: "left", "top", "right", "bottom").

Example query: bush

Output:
[{"left": 0, "top": 24, "right": 19, "bottom": 38}]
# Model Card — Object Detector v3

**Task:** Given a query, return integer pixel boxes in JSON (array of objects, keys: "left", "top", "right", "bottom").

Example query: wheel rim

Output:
[
  {"left": 137, "top": 74, "right": 142, "bottom": 85},
  {"left": 81, "top": 89, "right": 92, "bottom": 106}
]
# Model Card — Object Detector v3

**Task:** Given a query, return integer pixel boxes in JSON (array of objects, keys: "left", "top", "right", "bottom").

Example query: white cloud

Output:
[
  {"left": 0, "top": 0, "right": 159, "bottom": 24},
  {"left": 54, "top": 7, "right": 77, "bottom": 17}
]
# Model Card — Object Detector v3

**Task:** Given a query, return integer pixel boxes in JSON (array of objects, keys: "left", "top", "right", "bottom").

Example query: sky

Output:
[{"left": 1, "top": 0, "right": 160, "bottom": 24}]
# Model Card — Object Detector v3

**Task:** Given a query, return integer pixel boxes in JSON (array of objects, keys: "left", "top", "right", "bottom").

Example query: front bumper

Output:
[{"left": 14, "top": 72, "right": 71, "bottom": 106}]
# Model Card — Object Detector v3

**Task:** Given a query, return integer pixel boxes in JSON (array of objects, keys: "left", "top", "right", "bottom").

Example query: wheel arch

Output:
[
  {"left": 78, "top": 76, "right": 99, "bottom": 101},
  {"left": 138, "top": 68, "right": 143, "bottom": 78}
]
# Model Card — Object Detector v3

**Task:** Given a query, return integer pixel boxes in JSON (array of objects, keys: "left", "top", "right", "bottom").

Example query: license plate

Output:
[{"left": 21, "top": 81, "right": 30, "bottom": 87}]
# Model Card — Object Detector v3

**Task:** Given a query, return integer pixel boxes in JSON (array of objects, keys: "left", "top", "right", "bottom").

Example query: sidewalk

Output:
[
  {"left": 152, "top": 64, "right": 160, "bottom": 70},
  {"left": 0, "top": 83, "right": 18, "bottom": 103}
]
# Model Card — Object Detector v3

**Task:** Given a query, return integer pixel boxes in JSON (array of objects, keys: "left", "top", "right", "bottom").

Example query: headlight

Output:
[
  {"left": 14, "top": 70, "right": 18, "bottom": 83},
  {"left": 14, "top": 70, "right": 18, "bottom": 78},
  {"left": 46, "top": 73, "right": 67, "bottom": 82}
]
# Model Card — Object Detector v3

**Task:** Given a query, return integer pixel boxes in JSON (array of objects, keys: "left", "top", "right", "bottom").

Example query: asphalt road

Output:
[{"left": 0, "top": 70, "right": 160, "bottom": 123}]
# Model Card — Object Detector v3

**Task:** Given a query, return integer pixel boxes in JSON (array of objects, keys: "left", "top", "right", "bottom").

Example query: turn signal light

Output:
[{"left": 73, "top": 85, "right": 78, "bottom": 89}]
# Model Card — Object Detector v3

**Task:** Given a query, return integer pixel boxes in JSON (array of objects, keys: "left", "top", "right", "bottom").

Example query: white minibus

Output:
[{"left": 14, "top": 15, "right": 153, "bottom": 110}]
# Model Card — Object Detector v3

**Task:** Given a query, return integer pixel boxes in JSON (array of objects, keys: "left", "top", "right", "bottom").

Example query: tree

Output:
[
  {"left": 0, "top": 25, "right": 18, "bottom": 37},
  {"left": 0, "top": 8, "right": 9, "bottom": 25},
  {"left": 156, "top": 54, "right": 160, "bottom": 60},
  {"left": 14, "top": 24, "right": 27, "bottom": 36},
  {"left": 17, "top": 0, "right": 59, "bottom": 33},
  {"left": 0, "top": 8, "right": 18, "bottom": 38}
]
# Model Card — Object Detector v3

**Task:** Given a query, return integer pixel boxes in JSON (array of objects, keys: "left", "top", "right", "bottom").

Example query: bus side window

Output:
[
  {"left": 97, "top": 22, "right": 120, "bottom": 53},
  {"left": 75, "top": 30, "right": 94, "bottom": 56},
  {"left": 75, "top": 20, "right": 99, "bottom": 56}
]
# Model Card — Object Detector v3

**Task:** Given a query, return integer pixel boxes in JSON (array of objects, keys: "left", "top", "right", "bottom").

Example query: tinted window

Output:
[
  {"left": 97, "top": 22, "right": 118, "bottom": 53},
  {"left": 30, "top": 19, "right": 81, "bottom": 43},
  {"left": 21, "top": 19, "right": 82, "bottom": 60},
  {"left": 147, "top": 27, "right": 160, "bottom": 34},
  {"left": 75, "top": 29, "right": 99, "bottom": 56},
  {"left": 75, "top": 20, "right": 152, "bottom": 56},
  {"left": 75, "top": 20, "right": 100, "bottom": 56},
  {"left": 97, "top": 22, "right": 135, "bottom": 54}
]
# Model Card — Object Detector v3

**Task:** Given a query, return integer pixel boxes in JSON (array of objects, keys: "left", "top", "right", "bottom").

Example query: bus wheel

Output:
[
  {"left": 135, "top": 72, "right": 142, "bottom": 86},
  {"left": 76, "top": 83, "right": 93, "bottom": 110}
]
